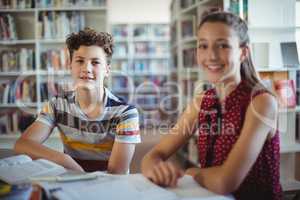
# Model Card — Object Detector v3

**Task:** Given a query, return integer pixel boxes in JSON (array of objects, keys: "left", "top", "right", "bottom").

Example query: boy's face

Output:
[{"left": 70, "top": 45, "right": 110, "bottom": 90}]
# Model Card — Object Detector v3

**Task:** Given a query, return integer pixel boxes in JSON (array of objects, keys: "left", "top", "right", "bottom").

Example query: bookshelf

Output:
[
  {"left": 0, "top": 0, "right": 108, "bottom": 149},
  {"left": 170, "top": 0, "right": 300, "bottom": 192},
  {"left": 110, "top": 23, "right": 175, "bottom": 128}
]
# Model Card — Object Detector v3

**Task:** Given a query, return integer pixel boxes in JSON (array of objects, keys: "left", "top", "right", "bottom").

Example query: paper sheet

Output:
[{"left": 39, "top": 172, "right": 178, "bottom": 200}]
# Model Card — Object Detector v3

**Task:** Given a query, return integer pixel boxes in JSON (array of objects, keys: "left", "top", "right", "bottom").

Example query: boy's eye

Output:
[
  {"left": 217, "top": 43, "right": 230, "bottom": 49},
  {"left": 198, "top": 44, "right": 207, "bottom": 49},
  {"left": 92, "top": 61, "right": 100, "bottom": 65}
]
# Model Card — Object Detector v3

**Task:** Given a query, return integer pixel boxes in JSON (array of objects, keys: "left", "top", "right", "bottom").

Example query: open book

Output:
[
  {"left": 38, "top": 173, "right": 233, "bottom": 200},
  {"left": 0, "top": 154, "right": 66, "bottom": 184}
]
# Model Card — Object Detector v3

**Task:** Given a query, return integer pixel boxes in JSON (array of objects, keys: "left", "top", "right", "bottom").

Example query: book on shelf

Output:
[
  {"left": 182, "top": 46, "right": 197, "bottom": 68},
  {"left": 274, "top": 79, "right": 297, "bottom": 108},
  {"left": 229, "top": 0, "right": 239, "bottom": 16},
  {"left": 148, "top": 42, "right": 169, "bottom": 56},
  {"left": 112, "top": 60, "right": 129, "bottom": 72},
  {"left": 0, "top": 80, "right": 36, "bottom": 104},
  {"left": 149, "top": 60, "right": 169, "bottom": 74},
  {"left": 38, "top": 11, "right": 85, "bottom": 39},
  {"left": 259, "top": 71, "right": 289, "bottom": 82},
  {"left": 114, "top": 43, "right": 128, "bottom": 57},
  {"left": 280, "top": 42, "right": 300, "bottom": 68},
  {"left": 0, "top": 110, "right": 35, "bottom": 135},
  {"left": 132, "top": 60, "right": 149, "bottom": 72},
  {"left": 0, "top": 49, "right": 35, "bottom": 72},
  {"left": 112, "top": 25, "right": 128, "bottom": 39},
  {"left": 296, "top": 113, "right": 300, "bottom": 142},
  {"left": 151, "top": 24, "right": 169, "bottom": 38},
  {"left": 251, "top": 42, "right": 269, "bottom": 68},
  {"left": 0, "top": 14, "right": 17, "bottom": 40},
  {"left": 228, "top": 0, "right": 248, "bottom": 22},
  {"left": 111, "top": 76, "right": 129, "bottom": 91},
  {"left": 297, "top": 71, "right": 300, "bottom": 105},
  {"left": 181, "top": 15, "right": 196, "bottom": 39},
  {"left": 182, "top": 79, "right": 196, "bottom": 96},
  {"left": 40, "top": 48, "right": 69, "bottom": 71},
  {"left": 180, "top": 0, "right": 195, "bottom": 9},
  {"left": 170, "top": 23, "right": 177, "bottom": 44},
  {"left": 134, "top": 42, "right": 148, "bottom": 56},
  {"left": 133, "top": 25, "right": 149, "bottom": 38},
  {"left": 0, "top": 0, "right": 34, "bottom": 9}
]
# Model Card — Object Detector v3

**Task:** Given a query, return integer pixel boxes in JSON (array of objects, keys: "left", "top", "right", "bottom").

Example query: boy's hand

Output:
[
  {"left": 143, "top": 161, "right": 184, "bottom": 188},
  {"left": 62, "top": 154, "right": 84, "bottom": 172}
]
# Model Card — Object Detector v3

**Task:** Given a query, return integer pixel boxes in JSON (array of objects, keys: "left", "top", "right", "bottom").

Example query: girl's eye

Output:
[{"left": 76, "top": 60, "right": 84, "bottom": 64}]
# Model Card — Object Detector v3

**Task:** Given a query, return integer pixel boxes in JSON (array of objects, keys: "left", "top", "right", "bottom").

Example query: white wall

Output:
[{"left": 108, "top": 0, "right": 172, "bottom": 24}]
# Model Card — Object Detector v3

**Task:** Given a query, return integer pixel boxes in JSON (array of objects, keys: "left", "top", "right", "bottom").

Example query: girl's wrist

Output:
[{"left": 185, "top": 167, "right": 200, "bottom": 177}]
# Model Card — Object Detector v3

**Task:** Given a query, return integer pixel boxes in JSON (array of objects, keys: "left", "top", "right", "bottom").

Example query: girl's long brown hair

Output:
[{"left": 198, "top": 11, "right": 268, "bottom": 91}]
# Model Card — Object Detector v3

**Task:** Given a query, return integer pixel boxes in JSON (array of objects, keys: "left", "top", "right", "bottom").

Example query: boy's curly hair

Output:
[{"left": 66, "top": 27, "right": 114, "bottom": 64}]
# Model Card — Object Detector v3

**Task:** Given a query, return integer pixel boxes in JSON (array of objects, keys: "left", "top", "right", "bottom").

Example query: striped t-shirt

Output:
[{"left": 36, "top": 88, "right": 141, "bottom": 161}]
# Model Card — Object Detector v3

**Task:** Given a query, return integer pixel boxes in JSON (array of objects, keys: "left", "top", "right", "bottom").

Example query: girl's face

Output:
[
  {"left": 71, "top": 45, "right": 110, "bottom": 91},
  {"left": 197, "top": 22, "right": 246, "bottom": 85}
]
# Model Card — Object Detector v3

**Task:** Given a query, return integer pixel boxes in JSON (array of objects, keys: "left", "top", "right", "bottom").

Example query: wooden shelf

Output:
[
  {"left": 281, "top": 179, "right": 300, "bottom": 191},
  {"left": 0, "top": 71, "right": 37, "bottom": 76},
  {"left": 133, "top": 55, "right": 170, "bottom": 59},
  {"left": 248, "top": 26, "right": 296, "bottom": 32},
  {"left": 36, "top": 7, "right": 107, "bottom": 11},
  {"left": 39, "top": 70, "right": 71, "bottom": 75},
  {"left": 0, "top": 8, "right": 35, "bottom": 12},
  {"left": 257, "top": 67, "right": 300, "bottom": 72},
  {"left": 281, "top": 143, "right": 300, "bottom": 153},
  {"left": 181, "top": 36, "right": 197, "bottom": 44},
  {"left": 38, "top": 39, "right": 65, "bottom": 44},
  {"left": 0, "top": 39, "right": 36, "bottom": 45},
  {"left": 279, "top": 106, "right": 300, "bottom": 113},
  {"left": 132, "top": 37, "right": 170, "bottom": 42}
]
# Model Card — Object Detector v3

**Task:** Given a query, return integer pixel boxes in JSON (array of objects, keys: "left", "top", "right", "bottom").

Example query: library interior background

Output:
[{"left": 0, "top": 0, "right": 300, "bottom": 198}]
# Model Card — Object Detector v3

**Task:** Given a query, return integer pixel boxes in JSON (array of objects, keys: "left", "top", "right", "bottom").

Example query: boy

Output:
[{"left": 14, "top": 28, "right": 141, "bottom": 173}]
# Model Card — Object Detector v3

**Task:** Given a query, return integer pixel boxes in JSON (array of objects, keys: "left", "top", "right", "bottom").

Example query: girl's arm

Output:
[
  {"left": 141, "top": 94, "right": 203, "bottom": 186},
  {"left": 107, "top": 142, "right": 136, "bottom": 174},
  {"left": 14, "top": 121, "right": 84, "bottom": 172},
  {"left": 187, "top": 93, "right": 278, "bottom": 194}
]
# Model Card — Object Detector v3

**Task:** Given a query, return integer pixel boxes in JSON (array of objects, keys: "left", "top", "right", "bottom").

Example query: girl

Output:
[{"left": 141, "top": 12, "right": 282, "bottom": 200}]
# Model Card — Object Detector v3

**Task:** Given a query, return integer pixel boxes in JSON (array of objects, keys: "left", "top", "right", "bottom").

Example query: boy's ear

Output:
[{"left": 105, "top": 64, "right": 111, "bottom": 77}]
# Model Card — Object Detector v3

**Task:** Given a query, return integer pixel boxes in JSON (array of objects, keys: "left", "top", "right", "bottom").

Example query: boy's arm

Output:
[
  {"left": 108, "top": 106, "right": 140, "bottom": 174},
  {"left": 14, "top": 121, "right": 83, "bottom": 172},
  {"left": 107, "top": 141, "right": 136, "bottom": 174}
]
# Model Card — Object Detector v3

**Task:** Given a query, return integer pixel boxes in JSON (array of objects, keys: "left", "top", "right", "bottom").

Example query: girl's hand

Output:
[
  {"left": 143, "top": 161, "right": 184, "bottom": 187},
  {"left": 185, "top": 167, "right": 201, "bottom": 177}
]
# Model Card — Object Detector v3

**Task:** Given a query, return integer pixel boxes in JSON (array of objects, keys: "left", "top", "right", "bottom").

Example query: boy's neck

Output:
[{"left": 75, "top": 87, "right": 105, "bottom": 118}]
